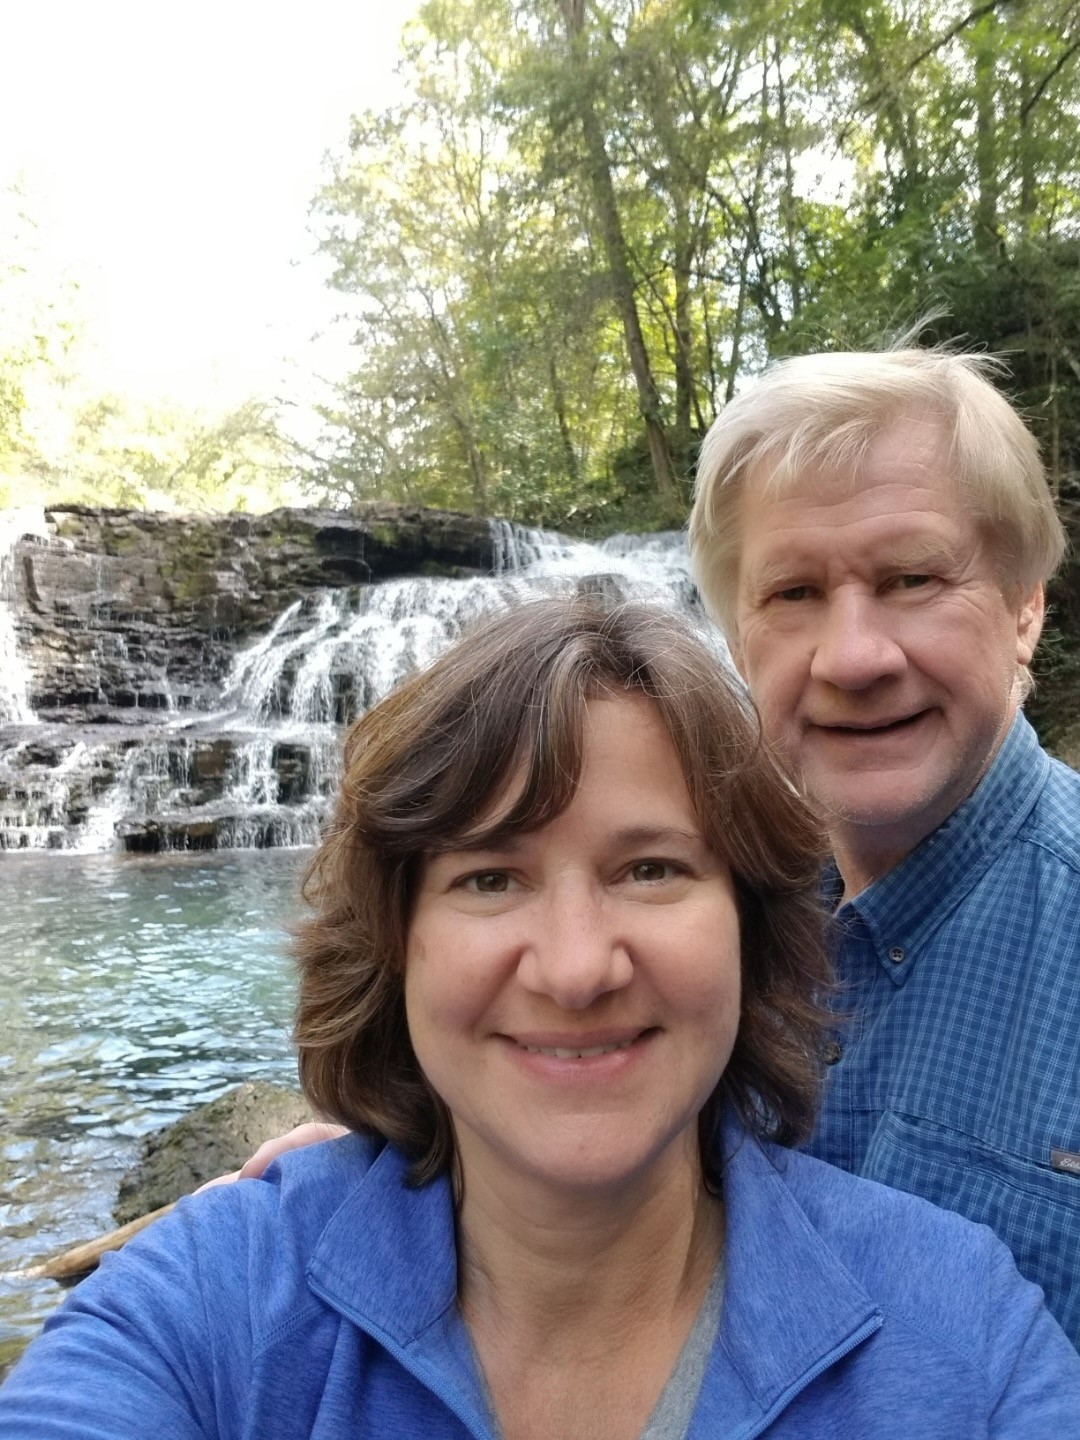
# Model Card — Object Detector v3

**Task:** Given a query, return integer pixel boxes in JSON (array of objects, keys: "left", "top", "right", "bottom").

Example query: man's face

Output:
[{"left": 732, "top": 416, "right": 1044, "bottom": 873}]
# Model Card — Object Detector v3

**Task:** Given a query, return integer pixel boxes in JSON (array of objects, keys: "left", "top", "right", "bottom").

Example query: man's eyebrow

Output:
[
  {"left": 742, "top": 557, "right": 808, "bottom": 596},
  {"left": 744, "top": 538, "right": 962, "bottom": 595},
  {"left": 885, "top": 538, "right": 962, "bottom": 571}
]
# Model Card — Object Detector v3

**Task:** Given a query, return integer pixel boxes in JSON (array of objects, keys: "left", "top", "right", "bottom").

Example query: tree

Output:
[
  {"left": 306, "top": 0, "right": 1080, "bottom": 528},
  {"left": 0, "top": 186, "right": 80, "bottom": 499}
]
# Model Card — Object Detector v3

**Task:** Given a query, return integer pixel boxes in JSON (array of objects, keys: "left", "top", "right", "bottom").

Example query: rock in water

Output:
[{"left": 113, "top": 1082, "right": 313, "bottom": 1224}]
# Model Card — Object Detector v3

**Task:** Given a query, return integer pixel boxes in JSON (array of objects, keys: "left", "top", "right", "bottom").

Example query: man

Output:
[{"left": 689, "top": 343, "right": 1080, "bottom": 1344}]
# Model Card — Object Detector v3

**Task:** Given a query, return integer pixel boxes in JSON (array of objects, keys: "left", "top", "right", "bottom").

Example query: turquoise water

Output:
[{"left": 0, "top": 848, "right": 306, "bottom": 1363}]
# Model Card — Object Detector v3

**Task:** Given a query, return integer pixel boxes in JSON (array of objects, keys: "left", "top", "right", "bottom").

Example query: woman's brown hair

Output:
[{"left": 293, "top": 595, "right": 832, "bottom": 1183}]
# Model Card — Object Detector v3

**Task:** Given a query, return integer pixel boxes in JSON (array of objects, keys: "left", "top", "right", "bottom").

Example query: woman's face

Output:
[{"left": 404, "top": 694, "right": 742, "bottom": 1201}]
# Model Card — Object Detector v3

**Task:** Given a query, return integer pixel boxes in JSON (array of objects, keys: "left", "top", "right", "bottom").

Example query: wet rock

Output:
[
  {"left": 113, "top": 1082, "right": 314, "bottom": 1225},
  {"left": 272, "top": 742, "right": 312, "bottom": 804},
  {"left": 12, "top": 504, "right": 495, "bottom": 722},
  {"left": 0, "top": 502, "right": 507, "bottom": 848}
]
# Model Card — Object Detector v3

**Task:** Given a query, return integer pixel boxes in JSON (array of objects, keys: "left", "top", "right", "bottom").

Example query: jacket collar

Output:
[
  {"left": 307, "top": 1141, "right": 459, "bottom": 1344},
  {"left": 306, "top": 1141, "right": 491, "bottom": 1435},
  {"left": 305, "top": 1122, "right": 882, "bottom": 1437},
  {"left": 825, "top": 712, "right": 1048, "bottom": 986},
  {"left": 690, "top": 1119, "right": 881, "bottom": 1436}
]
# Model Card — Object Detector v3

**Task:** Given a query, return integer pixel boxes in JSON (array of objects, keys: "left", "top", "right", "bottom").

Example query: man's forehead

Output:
[{"left": 747, "top": 412, "right": 957, "bottom": 501}]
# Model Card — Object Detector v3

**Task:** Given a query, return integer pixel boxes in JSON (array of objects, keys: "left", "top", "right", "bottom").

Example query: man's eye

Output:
[
  {"left": 462, "top": 871, "right": 511, "bottom": 894},
  {"left": 896, "top": 574, "right": 932, "bottom": 590}
]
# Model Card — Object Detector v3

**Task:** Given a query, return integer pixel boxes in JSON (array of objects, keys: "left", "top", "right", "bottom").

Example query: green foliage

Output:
[
  {"left": 304, "top": 0, "right": 1080, "bottom": 527},
  {"left": 6, "top": 4, "right": 1080, "bottom": 523},
  {"left": 0, "top": 186, "right": 80, "bottom": 484},
  {"left": 1, "top": 383, "right": 301, "bottom": 514}
]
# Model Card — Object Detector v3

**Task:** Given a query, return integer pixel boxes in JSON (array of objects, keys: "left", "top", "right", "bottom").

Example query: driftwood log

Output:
[
  {"left": 20, "top": 1204, "right": 175, "bottom": 1282},
  {"left": 11, "top": 1085, "right": 314, "bottom": 1287}
]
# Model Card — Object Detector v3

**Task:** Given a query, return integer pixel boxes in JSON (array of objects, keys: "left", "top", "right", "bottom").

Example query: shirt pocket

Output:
[{"left": 862, "top": 1110, "right": 1080, "bottom": 1346}]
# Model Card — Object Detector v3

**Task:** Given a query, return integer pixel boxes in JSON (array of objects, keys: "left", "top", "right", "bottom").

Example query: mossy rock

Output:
[{"left": 112, "top": 1082, "right": 313, "bottom": 1225}]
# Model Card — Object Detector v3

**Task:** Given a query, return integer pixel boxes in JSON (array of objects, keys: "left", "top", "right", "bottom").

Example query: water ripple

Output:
[{"left": 0, "top": 848, "right": 303, "bottom": 1348}]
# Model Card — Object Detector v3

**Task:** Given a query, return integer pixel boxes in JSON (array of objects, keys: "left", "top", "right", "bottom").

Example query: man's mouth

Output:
[{"left": 813, "top": 710, "right": 928, "bottom": 736}]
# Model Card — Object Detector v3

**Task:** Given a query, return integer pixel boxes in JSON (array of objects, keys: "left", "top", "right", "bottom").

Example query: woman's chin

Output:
[{"left": 458, "top": 1119, "right": 703, "bottom": 1205}]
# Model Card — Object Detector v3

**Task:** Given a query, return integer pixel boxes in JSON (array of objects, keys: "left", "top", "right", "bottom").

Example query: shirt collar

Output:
[
  {"left": 304, "top": 1122, "right": 881, "bottom": 1433},
  {"left": 827, "top": 712, "right": 1049, "bottom": 985}
]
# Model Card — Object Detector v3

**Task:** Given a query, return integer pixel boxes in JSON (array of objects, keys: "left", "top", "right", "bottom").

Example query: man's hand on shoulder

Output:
[{"left": 195, "top": 1122, "right": 350, "bottom": 1193}]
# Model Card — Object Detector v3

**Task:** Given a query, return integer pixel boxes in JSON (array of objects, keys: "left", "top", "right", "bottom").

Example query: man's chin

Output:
[{"left": 802, "top": 775, "right": 943, "bottom": 838}]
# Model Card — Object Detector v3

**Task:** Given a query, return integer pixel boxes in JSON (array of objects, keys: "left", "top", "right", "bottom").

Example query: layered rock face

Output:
[
  {"left": 0, "top": 505, "right": 503, "bottom": 852},
  {"left": 0, "top": 505, "right": 694, "bottom": 852},
  {"left": 5, "top": 496, "right": 1074, "bottom": 856},
  {"left": 18, "top": 505, "right": 493, "bottom": 722}
]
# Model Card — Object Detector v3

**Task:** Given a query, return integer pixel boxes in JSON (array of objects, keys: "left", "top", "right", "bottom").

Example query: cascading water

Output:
[{"left": 0, "top": 518, "right": 708, "bottom": 853}]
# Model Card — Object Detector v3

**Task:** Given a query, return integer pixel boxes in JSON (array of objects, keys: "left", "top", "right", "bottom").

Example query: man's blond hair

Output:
[{"left": 689, "top": 345, "right": 1066, "bottom": 639}]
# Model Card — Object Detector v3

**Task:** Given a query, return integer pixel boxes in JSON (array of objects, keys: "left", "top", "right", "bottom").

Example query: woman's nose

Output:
[
  {"left": 809, "top": 592, "right": 906, "bottom": 691},
  {"left": 515, "top": 889, "right": 633, "bottom": 1010}
]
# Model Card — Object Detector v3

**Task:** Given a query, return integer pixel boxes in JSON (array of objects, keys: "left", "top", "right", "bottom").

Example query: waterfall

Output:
[
  {"left": 0, "top": 506, "right": 48, "bottom": 724},
  {"left": 0, "top": 518, "right": 708, "bottom": 853}
]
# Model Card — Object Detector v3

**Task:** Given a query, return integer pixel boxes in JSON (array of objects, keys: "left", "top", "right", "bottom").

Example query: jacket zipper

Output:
[{"left": 721, "top": 1312, "right": 884, "bottom": 1440}]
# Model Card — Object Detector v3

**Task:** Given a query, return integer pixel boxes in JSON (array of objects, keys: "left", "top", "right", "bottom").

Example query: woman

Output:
[{"left": 2, "top": 596, "right": 1078, "bottom": 1438}]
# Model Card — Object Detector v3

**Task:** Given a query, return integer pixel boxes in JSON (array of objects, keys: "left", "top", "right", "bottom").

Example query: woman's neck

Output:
[{"left": 456, "top": 1138, "right": 723, "bottom": 1363}]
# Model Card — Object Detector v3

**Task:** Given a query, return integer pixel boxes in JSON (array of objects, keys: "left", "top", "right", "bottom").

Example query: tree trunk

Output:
[
  {"left": 547, "top": 352, "right": 580, "bottom": 486},
  {"left": 559, "top": 0, "right": 679, "bottom": 508},
  {"left": 773, "top": 42, "right": 802, "bottom": 316},
  {"left": 672, "top": 198, "right": 695, "bottom": 457},
  {"left": 1018, "top": 56, "right": 1036, "bottom": 221},
  {"left": 973, "top": 19, "right": 1001, "bottom": 258}
]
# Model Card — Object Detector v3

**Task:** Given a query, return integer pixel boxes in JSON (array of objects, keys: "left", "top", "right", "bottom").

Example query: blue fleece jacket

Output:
[{"left": 2, "top": 1122, "right": 1078, "bottom": 1438}]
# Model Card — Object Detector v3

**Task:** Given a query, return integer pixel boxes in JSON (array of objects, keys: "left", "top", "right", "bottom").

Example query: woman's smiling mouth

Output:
[
  {"left": 506, "top": 1028, "right": 658, "bottom": 1065},
  {"left": 519, "top": 1038, "right": 638, "bottom": 1058}
]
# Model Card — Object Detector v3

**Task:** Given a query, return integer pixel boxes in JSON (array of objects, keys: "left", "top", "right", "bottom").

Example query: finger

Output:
[
  {"left": 237, "top": 1122, "right": 348, "bottom": 1179},
  {"left": 193, "top": 1169, "right": 242, "bottom": 1194}
]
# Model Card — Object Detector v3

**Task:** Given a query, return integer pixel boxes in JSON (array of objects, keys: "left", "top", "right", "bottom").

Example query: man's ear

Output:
[{"left": 1016, "top": 582, "right": 1045, "bottom": 667}]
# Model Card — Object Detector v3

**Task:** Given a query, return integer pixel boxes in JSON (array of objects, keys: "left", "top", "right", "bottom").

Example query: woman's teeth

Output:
[{"left": 521, "top": 1039, "right": 635, "bottom": 1058}]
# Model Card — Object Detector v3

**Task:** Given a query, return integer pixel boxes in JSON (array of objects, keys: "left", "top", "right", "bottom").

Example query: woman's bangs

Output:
[{"left": 437, "top": 679, "right": 589, "bottom": 851}]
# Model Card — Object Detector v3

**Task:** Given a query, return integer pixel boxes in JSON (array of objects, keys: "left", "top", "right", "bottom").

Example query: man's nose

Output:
[
  {"left": 515, "top": 885, "right": 633, "bottom": 1010},
  {"left": 809, "top": 591, "right": 906, "bottom": 691}
]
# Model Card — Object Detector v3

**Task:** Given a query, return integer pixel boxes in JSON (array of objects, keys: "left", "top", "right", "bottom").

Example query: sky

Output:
[{"left": 0, "top": 0, "right": 420, "bottom": 415}]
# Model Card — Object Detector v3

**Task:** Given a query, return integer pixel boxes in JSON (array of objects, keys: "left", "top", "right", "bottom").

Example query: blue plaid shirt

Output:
[{"left": 805, "top": 712, "right": 1080, "bottom": 1346}]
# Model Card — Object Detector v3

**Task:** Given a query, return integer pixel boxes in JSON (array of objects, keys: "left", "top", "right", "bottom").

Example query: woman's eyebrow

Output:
[
  {"left": 442, "top": 830, "right": 527, "bottom": 856},
  {"left": 444, "top": 824, "right": 706, "bottom": 855},
  {"left": 608, "top": 825, "right": 707, "bottom": 850}
]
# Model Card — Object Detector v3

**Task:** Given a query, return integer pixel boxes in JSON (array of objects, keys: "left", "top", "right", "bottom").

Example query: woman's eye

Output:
[
  {"left": 775, "top": 584, "right": 811, "bottom": 602},
  {"left": 462, "top": 870, "right": 511, "bottom": 894},
  {"left": 629, "top": 860, "right": 677, "bottom": 883}
]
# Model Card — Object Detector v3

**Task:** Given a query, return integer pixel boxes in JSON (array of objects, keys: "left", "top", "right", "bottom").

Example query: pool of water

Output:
[{"left": 0, "top": 848, "right": 306, "bottom": 1367}]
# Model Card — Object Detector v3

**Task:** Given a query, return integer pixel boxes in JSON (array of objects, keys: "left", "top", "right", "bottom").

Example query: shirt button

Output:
[
  {"left": 888, "top": 946, "right": 905, "bottom": 964},
  {"left": 823, "top": 1039, "right": 843, "bottom": 1065}
]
